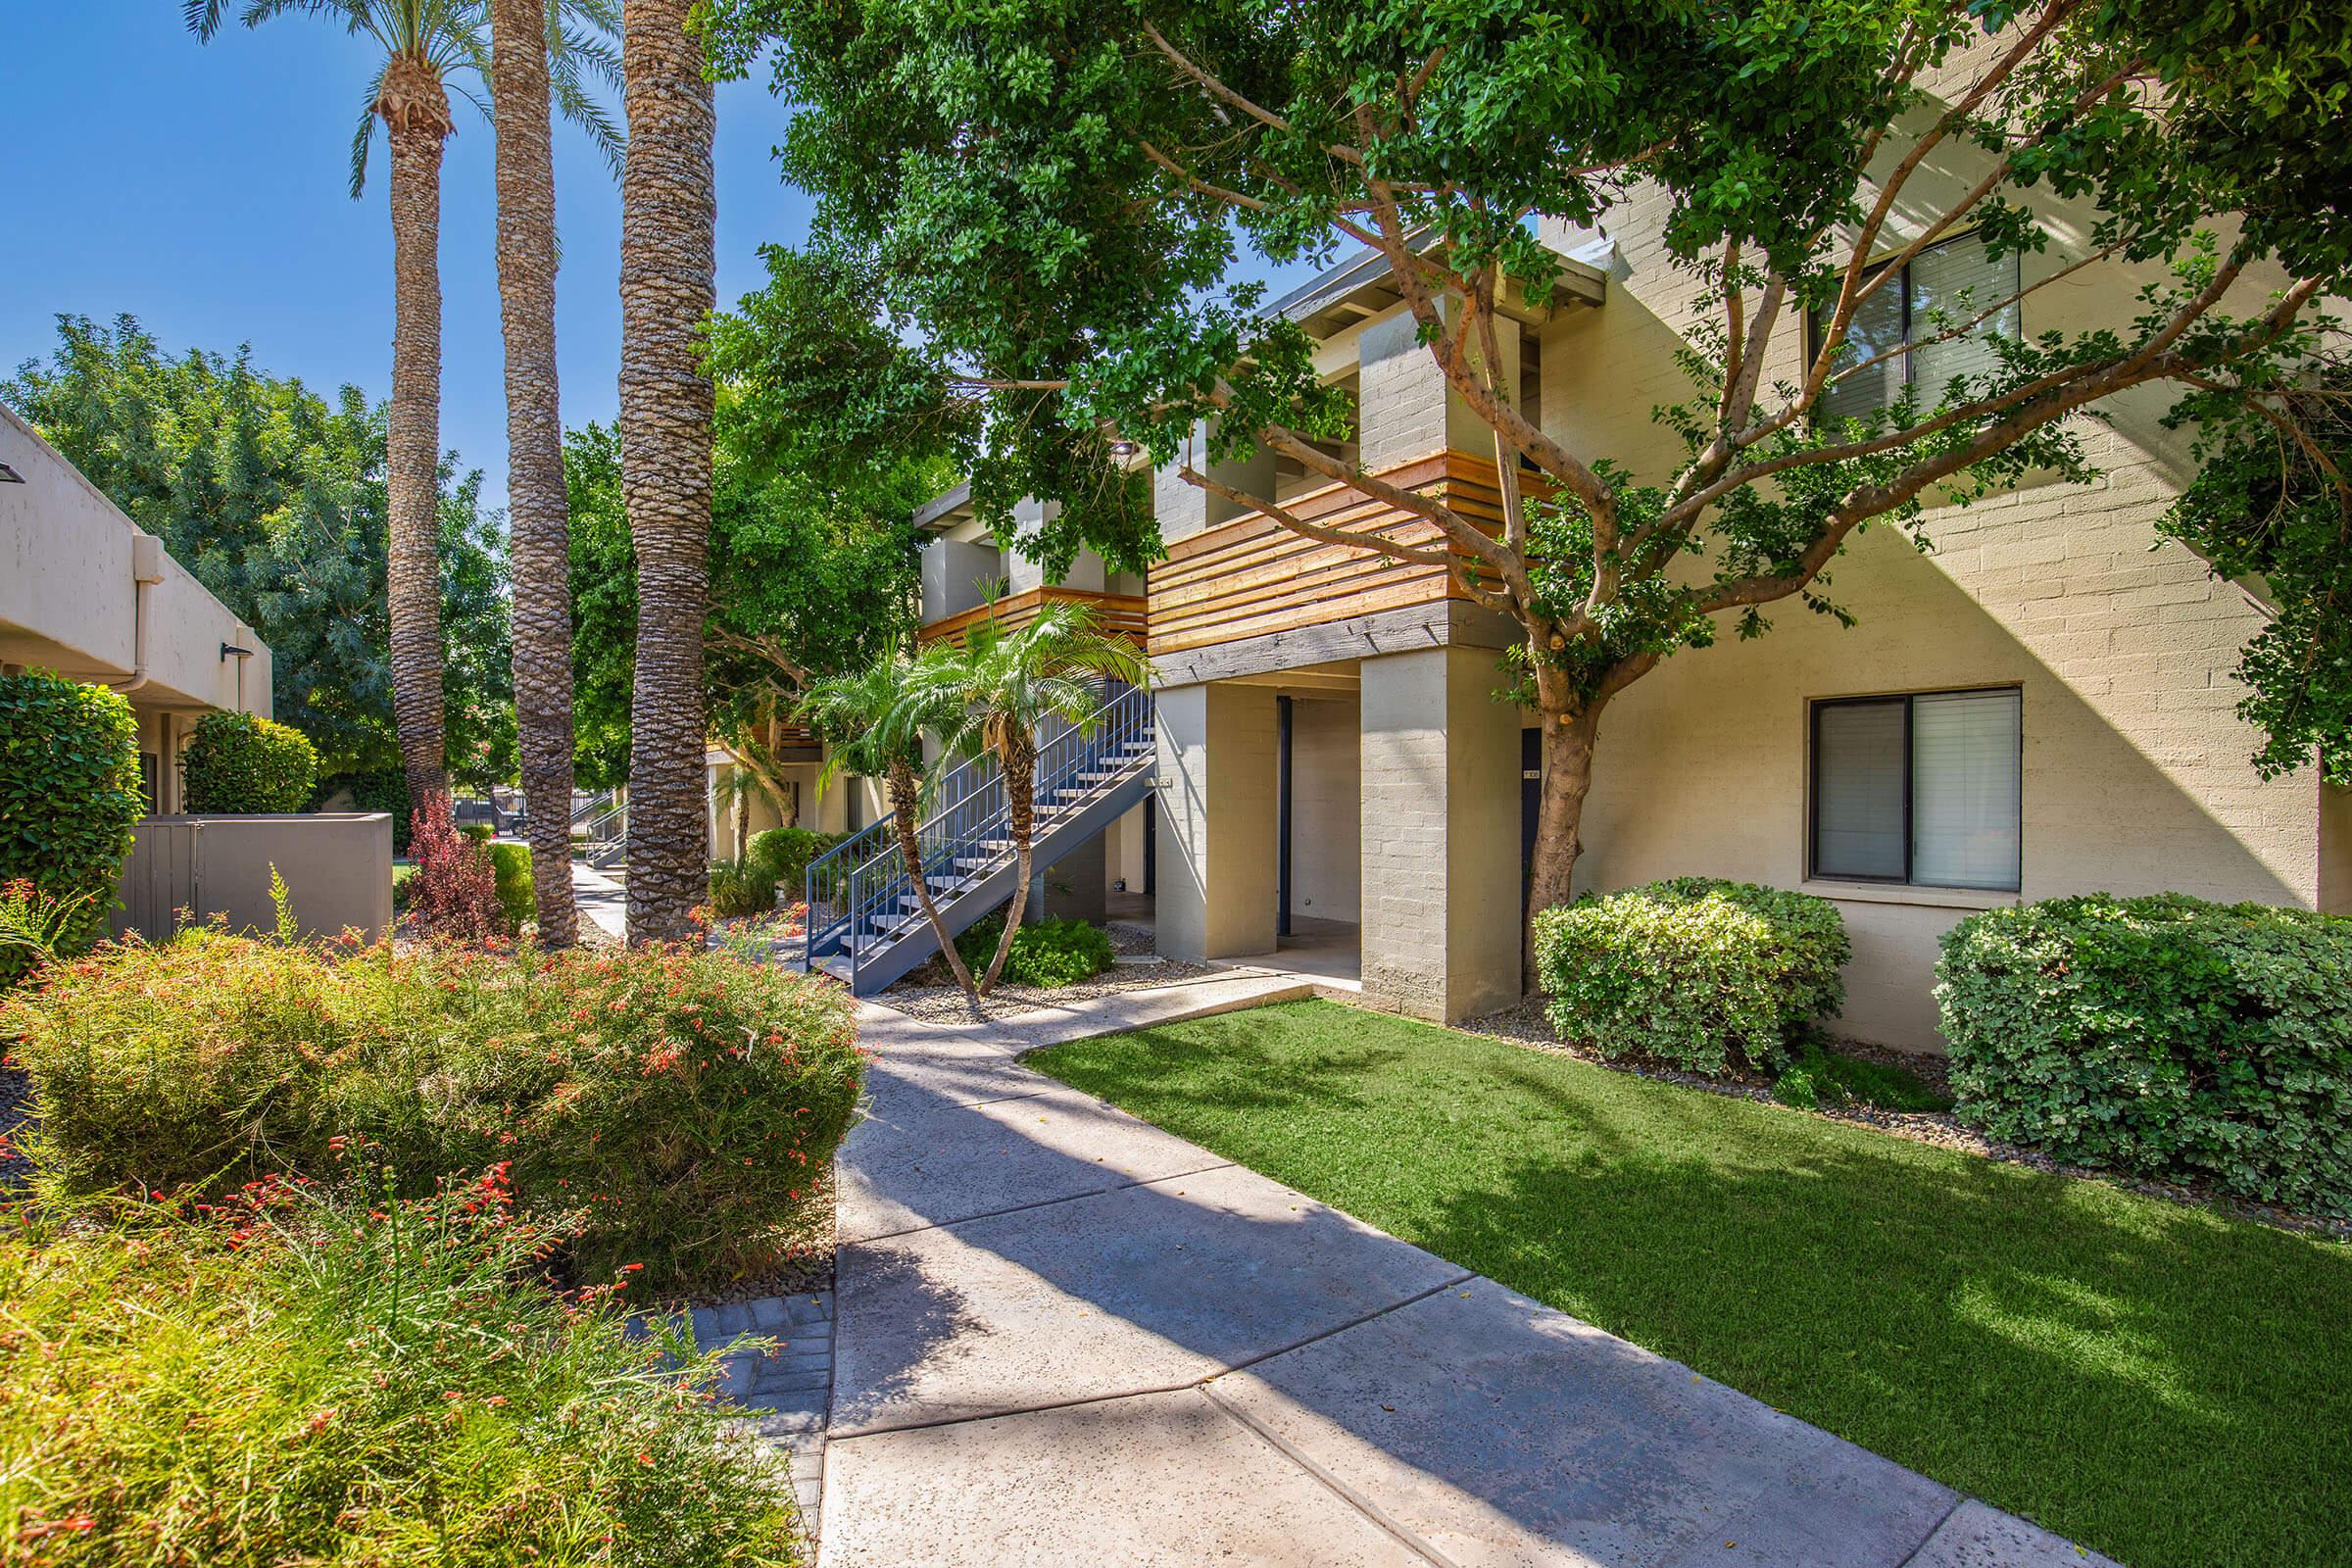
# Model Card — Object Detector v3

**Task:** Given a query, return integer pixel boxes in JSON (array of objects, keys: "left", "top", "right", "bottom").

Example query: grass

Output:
[{"left": 1031, "top": 999, "right": 2352, "bottom": 1568}]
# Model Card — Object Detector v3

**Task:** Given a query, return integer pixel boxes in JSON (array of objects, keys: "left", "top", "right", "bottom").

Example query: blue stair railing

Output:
[{"left": 802, "top": 681, "right": 1153, "bottom": 992}]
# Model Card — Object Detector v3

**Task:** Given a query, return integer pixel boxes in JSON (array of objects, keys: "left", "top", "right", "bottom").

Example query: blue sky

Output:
[{"left": 1, "top": 4, "right": 811, "bottom": 514}]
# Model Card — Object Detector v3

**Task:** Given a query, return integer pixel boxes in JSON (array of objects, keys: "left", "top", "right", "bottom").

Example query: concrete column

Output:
[
  {"left": 1153, "top": 682, "right": 1278, "bottom": 960},
  {"left": 1357, "top": 301, "right": 1521, "bottom": 470},
  {"left": 1359, "top": 646, "right": 1523, "bottom": 1021}
]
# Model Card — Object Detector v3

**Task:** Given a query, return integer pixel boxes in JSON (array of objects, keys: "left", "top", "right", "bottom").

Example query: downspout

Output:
[{"left": 107, "top": 534, "right": 167, "bottom": 696}]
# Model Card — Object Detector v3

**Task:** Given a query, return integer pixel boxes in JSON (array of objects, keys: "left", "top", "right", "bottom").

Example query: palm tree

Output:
[
  {"left": 488, "top": 0, "right": 619, "bottom": 949},
  {"left": 617, "top": 0, "right": 716, "bottom": 945},
  {"left": 187, "top": 0, "right": 618, "bottom": 832},
  {"left": 799, "top": 648, "right": 982, "bottom": 1011},
  {"left": 911, "top": 603, "right": 1151, "bottom": 994}
]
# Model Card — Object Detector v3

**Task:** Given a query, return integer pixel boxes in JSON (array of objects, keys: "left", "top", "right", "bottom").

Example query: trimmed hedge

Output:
[
  {"left": 315, "top": 766, "right": 413, "bottom": 853},
  {"left": 0, "top": 671, "right": 144, "bottom": 985},
  {"left": 182, "top": 710, "right": 318, "bottom": 813},
  {"left": 708, "top": 858, "right": 779, "bottom": 918},
  {"left": 4, "top": 934, "right": 864, "bottom": 1288},
  {"left": 488, "top": 841, "right": 534, "bottom": 935},
  {"left": 747, "top": 827, "right": 843, "bottom": 900},
  {"left": 1532, "top": 877, "right": 1849, "bottom": 1074},
  {"left": 956, "top": 913, "right": 1118, "bottom": 989},
  {"left": 1937, "top": 894, "right": 2352, "bottom": 1216}
]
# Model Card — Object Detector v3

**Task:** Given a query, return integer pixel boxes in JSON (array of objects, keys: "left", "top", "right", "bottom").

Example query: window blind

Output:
[
  {"left": 1909, "top": 239, "right": 2021, "bottom": 407},
  {"left": 1910, "top": 689, "right": 2022, "bottom": 890},
  {"left": 1813, "top": 700, "right": 1906, "bottom": 879},
  {"left": 1819, "top": 272, "right": 1908, "bottom": 426}
]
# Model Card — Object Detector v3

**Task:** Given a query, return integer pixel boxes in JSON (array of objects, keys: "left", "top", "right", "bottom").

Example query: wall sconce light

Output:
[{"left": 0, "top": 462, "right": 25, "bottom": 484}]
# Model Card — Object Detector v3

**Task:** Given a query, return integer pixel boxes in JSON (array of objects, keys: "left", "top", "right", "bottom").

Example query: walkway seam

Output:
[
  {"left": 1888, "top": 1496, "right": 1972, "bottom": 1568},
  {"left": 1198, "top": 1381, "right": 1462, "bottom": 1568},
  {"left": 845, "top": 1158, "right": 1238, "bottom": 1245}
]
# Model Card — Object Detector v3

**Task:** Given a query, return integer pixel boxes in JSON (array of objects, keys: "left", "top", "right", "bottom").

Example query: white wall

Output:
[{"left": 1289, "top": 696, "right": 1361, "bottom": 921}]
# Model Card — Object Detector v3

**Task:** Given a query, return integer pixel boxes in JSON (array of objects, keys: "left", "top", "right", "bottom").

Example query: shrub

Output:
[
  {"left": 0, "top": 670, "right": 143, "bottom": 986},
  {"left": 0, "top": 1181, "right": 800, "bottom": 1566},
  {"left": 1532, "top": 878, "right": 1849, "bottom": 1074},
  {"left": 488, "top": 841, "right": 534, "bottom": 935},
  {"left": 315, "top": 766, "right": 414, "bottom": 853},
  {"left": 748, "top": 828, "right": 844, "bottom": 899},
  {"left": 709, "top": 858, "right": 778, "bottom": 918},
  {"left": 956, "top": 913, "right": 1118, "bottom": 989},
  {"left": 181, "top": 710, "right": 319, "bottom": 813},
  {"left": 405, "top": 806, "right": 504, "bottom": 941},
  {"left": 1937, "top": 894, "right": 2352, "bottom": 1215},
  {"left": 1772, "top": 1037, "right": 1952, "bottom": 1113},
  {"left": 4, "top": 934, "right": 864, "bottom": 1288}
]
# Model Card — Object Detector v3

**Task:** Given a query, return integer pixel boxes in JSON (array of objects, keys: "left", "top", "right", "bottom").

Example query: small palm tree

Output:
[
  {"left": 188, "top": 0, "right": 619, "bottom": 828},
  {"left": 910, "top": 603, "right": 1151, "bottom": 995},
  {"left": 799, "top": 649, "right": 982, "bottom": 1010}
]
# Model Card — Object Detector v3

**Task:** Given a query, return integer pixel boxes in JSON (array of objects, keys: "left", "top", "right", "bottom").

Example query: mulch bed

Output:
[{"left": 1458, "top": 997, "right": 2350, "bottom": 1240}]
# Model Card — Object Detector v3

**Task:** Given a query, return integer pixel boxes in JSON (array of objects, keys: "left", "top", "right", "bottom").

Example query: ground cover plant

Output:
[
  {"left": 1032, "top": 999, "right": 2352, "bottom": 1568},
  {"left": 954, "top": 913, "right": 1116, "bottom": 990},
  {"left": 0, "top": 1175, "right": 802, "bottom": 1567},
  {"left": 4, "top": 934, "right": 862, "bottom": 1289},
  {"left": 1532, "top": 878, "right": 1847, "bottom": 1073},
  {"left": 1938, "top": 894, "right": 2352, "bottom": 1216},
  {"left": 709, "top": 858, "right": 780, "bottom": 919},
  {"left": 1773, "top": 1035, "right": 1951, "bottom": 1113}
]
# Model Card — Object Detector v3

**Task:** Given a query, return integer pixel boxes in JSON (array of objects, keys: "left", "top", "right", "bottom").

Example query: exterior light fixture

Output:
[
  {"left": 0, "top": 462, "right": 24, "bottom": 483},
  {"left": 220, "top": 642, "right": 254, "bottom": 662}
]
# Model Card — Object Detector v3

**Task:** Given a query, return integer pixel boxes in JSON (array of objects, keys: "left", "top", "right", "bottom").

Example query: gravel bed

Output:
[
  {"left": 881, "top": 952, "right": 1226, "bottom": 1023},
  {"left": 1457, "top": 997, "right": 2349, "bottom": 1240}
]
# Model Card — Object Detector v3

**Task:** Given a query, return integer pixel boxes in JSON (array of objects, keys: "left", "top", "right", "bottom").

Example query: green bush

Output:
[
  {"left": 181, "top": 710, "right": 318, "bottom": 813},
  {"left": 1532, "top": 877, "right": 1849, "bottom": 1074},
  {"left": 488, "top": 841, "right": 534, "bottom": 935},
  {"left": 708, "top": 858, "right": 779, "bottom": 918},
  {"left": 1937, "top": 894, "right": 2352, "bottom": 1215},
  {"left": 1772, "top": 1037, "right": 1952, "bottom": 1113},
  {"left": 0, "top": 671, "right": 144, "bottom": 986},
  {"left": 0, "top": 1183, "right": 800, "bottom": 1567},
  {"left": 956, "top": 913, "right": 1118, "bottom": 989},
  {"left": 4, "top": 935, "right": 864, "bottom": 1288},
  {"left": 315, "top": 766, "right": 413, "bottom": 853},
  {"left": 747, "top": 827, "right": 842, "bottom": 901}
]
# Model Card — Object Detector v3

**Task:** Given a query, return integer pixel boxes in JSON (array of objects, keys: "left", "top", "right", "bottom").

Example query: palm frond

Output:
[{"left": 347, "top": 63, "right": 388, "bottom": 197}]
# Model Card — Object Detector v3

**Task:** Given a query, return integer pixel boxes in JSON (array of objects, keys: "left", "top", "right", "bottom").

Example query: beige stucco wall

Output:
[
  {"left": 1, "top": 407, "right": 270, "bottom": 720},
  {"left": 1289, "top": 696, "right": 1361, "bottom": 922},
  {"left": 1155, "top": 681, "right": 1279, "bottom": 959}
]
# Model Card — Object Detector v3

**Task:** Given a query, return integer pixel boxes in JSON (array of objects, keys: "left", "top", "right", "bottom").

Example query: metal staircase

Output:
[
  {"left": 576, "top": 798, "right": 627, "bottom": 869},
  {"left": 801, "top": 682, "right": 1154, "bottom": 995}
]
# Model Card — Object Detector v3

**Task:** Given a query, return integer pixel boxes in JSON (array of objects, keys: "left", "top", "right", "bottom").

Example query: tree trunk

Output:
[
  {"left": 617, "top": 0, "right": 716, "bottom": 946},
  {"left": 1525, "top": 697, "right": 1603, "bottom": 983},
  {"left": 490, "top": 0, "right": 579, "bottom": 948},
  {"left": 731, "top": 783, "right": 750, "bottom": 862},
  {"left": 383, "top": 80, "right": 450, "bottom": 816},
  {"left": 889, "top": 759, "right": 980, "bottom": 1013},
  {"left": 979, "top": 737, "right": 1034, "bottom": 995}
]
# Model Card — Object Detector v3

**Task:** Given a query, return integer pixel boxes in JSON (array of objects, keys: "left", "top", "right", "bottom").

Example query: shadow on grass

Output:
[{"left": 1034, "top": 1001, "right": 2352, "bottom": 1568}]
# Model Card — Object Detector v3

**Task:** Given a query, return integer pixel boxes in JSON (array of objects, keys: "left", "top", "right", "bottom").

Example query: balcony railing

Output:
[
  {"left": 917, "top": 585, "right": 1150, "bottom": 648},
  {"left": 1148, "top": 451, "right": 1530, "bottom": 655}
]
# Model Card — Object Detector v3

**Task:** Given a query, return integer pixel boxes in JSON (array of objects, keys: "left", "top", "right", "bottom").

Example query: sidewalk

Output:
[
  {"left": 816, "top": 981, "right": 2117, "bottom": 1567},
  {"left": 570, "top": 860, "right": 627, "bottom": 942}
]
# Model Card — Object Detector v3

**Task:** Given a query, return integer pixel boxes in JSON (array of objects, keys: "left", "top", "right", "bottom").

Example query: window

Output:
[
  {"left": 1809, "top": 688, "right": 2021, "bottom": 891},
  {"left": 1812, "top": 234, "right": 2021, "bottom": 426}
]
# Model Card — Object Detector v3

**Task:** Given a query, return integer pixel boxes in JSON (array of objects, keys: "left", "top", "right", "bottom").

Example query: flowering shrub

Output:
[
  {"left": 0, "top": 1179, "right": 802, "bottom": 1567},
  {"left": 180, "top": 710, "right": 319, "bottom": 813},
  {"left": 1938, "top": 894, "right": 2352, "bottom": 1215},
  {"left": 1532, "top": 878, "right": 1849, "bottom": 1074},
  {"left": 405, "top": 802, "right": 504, "bottom": 941},
  {"left": 4, "top": 935, "right": 864, "bottom": 1288}
]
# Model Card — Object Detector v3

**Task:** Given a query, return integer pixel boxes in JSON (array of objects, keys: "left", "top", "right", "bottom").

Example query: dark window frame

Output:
[
  {"left": 1807, "top": 685, "right": 2024, "bottom": 892},
  {"left": 1806, "top": 231, "right": 2012, "bottom": 414}
]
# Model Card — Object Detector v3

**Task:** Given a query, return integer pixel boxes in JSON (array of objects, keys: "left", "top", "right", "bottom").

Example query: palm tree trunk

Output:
[
  {"left": 383, "top": 59, "right": 451, "bottom": 815},
  {"left": 617, "top": 0, "right": 716, "bottom": 945},
  {"left": 979, "top": 738, "right": 1034, "bottom": 994},
  {"left": 731, "top": 783, "right": 750, "bottom": 862},
  {"left": 889, "top": 759, "right": 980, "bottom": 1010},
  {"left": 490, "top": 0, "right": 580, "bottom": 948}
]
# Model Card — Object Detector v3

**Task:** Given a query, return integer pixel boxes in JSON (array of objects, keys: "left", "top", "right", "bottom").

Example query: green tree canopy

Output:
[
  {"left": 4, "top": 314, "right": 515, "bottom": 790},
  {"left": 704, "top": 0, "right": 2352, "bottom": 920}
]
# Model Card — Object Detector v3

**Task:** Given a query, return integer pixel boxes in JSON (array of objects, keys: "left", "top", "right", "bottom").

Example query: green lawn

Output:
[{"left": 1030, "top": 1000, "right": 2352, "bottom": 1568}]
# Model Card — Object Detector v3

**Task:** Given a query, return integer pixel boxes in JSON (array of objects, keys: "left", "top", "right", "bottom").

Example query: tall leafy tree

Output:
[
  {"left": 710, "top": 0, "right": 2352, "bottom": 957},
  {"left": 4, "top": 316, "right": 514, "bottom": 790},
  {"left": 189, "top": 0, "right": 618, "bottom": 821},
  {"left": 490, "top": 0, "right": 618, "bottom": 947},
  {"left": 617, "top": 0, "right": 719, "bottom": 943}
]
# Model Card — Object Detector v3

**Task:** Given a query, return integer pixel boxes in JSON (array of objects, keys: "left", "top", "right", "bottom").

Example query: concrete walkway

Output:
[
  {"left": 570, "top": 861, "right": 627, "bottom": 942},
  {"left": 818, "top": 980, "right": 2119, "bottom": 1568}
]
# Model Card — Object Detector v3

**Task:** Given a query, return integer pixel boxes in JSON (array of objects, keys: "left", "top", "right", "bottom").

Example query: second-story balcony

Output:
[
  {"left": 1148, "top": 451, "right": 1526, "bottom": 656},
  {"left": 918, "top": 585, "right": 1151, "bottom": 648}
]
